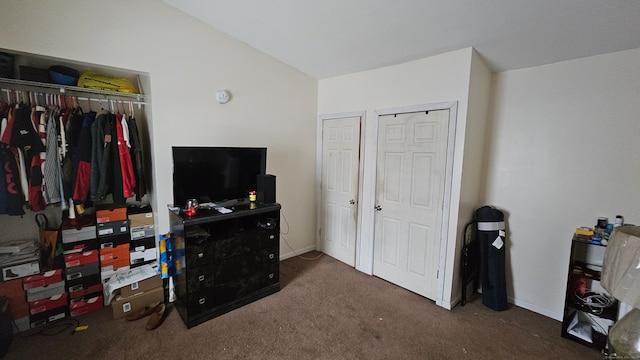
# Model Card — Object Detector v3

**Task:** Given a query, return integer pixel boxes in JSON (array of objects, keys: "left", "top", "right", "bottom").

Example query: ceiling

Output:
[{"left": 162, "top": 0, "right": 640, "bottom": 79}]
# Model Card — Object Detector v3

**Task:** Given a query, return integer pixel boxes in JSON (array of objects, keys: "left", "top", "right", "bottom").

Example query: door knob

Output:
[
  {"left": 349, "top": 199, "right": 356, "bottom": 205},
  {"left": 374, "top": 205, "right": 382, "bottom": 211}
]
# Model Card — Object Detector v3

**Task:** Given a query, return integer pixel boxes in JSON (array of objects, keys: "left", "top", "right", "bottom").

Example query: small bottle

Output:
[{"left": 614, "top": 215, "right": 624, "bottom": 227}]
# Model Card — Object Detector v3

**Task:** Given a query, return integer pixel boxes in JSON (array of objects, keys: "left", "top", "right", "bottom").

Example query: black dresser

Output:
[{"left": 169, "top": 202, "right": 280, "bottom": 328}]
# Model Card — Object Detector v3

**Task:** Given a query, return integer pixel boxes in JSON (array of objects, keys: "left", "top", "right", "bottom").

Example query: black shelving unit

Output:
[{"left": 561, "top": 235, "right": 618, "bottom": 353}]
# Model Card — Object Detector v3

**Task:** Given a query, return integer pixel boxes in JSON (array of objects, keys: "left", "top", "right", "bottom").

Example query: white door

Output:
[
  {"left": 373, "top": 110, "right": 449, "bottom": 299},
  {"left": 320, "top": 116, "right": 361, "bottom": 266}
]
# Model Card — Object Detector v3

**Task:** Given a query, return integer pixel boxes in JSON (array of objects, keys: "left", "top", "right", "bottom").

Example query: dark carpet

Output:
[{"left": 3, "top": 251, "right": 600, "bottom": 359}]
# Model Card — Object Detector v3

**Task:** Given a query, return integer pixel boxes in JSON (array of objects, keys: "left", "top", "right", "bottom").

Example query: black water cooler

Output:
[{"left": 476, "top": 206, "right": 508, "bottom": 311}]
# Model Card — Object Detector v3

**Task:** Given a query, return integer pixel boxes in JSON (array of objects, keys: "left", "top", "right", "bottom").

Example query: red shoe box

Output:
[
  {"left": 29, "top": 292, "right": 68, "bottom": 315},
  {"left": 64, "top": 250, "right": 99, "bottom": 268},
  {"left": 67, "top": 273, "right": 102, "bottom": 298},
  {"left": 69, "top": 294, "right": 103, "bottom": 317},
  {"left": 22, "top": 269, "right": 63, "bottom": 290},
  {"left": 68, "top": 282, "right": 103, "bottom": 300}
]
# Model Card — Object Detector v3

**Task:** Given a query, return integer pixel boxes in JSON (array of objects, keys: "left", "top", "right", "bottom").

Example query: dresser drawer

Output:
[
  {"left": 244, "top": 229, "right": 279, "bottom": 251},
  {"left": 185, "top": 236, "right": 216, "bottom": 267},
  {"left": 186, "top": 288, "right": 216, "bottom": 315},
  {"left": 186, "top": 266, "right": 216, "bottom": 294},
  {"left": 245, "top": 248, "right": 279, "bottom": 274}
]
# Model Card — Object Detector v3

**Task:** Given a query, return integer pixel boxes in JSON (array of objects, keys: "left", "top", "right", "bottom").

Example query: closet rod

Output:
[
  {"left": 0, "top": 88, "right": 147, "bottom": 109},
  {"left": 0, "top": 77, "right": 148, "bottom": 102}
]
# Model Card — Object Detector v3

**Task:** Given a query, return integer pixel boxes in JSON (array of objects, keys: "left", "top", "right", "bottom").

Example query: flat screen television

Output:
[{"left": 172, "top": 146, "right": 267, "bottom": 207}]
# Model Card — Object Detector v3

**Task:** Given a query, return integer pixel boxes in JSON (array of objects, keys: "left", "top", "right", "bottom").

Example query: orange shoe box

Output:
[
  {"left": 96, "top": 206, "right": 127, "bottom": 224},
  {"left": 100, "top": 244, "right": 130, "bottom": 271}
]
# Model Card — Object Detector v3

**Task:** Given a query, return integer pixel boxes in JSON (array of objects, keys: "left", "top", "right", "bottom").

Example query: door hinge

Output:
[{"left": 436, "top": 270, "right": 439, "bottom": 279}]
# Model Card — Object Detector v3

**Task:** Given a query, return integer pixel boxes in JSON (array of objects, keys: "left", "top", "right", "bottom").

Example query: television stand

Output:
[{"left": 169, "top": 202, "right": 280, "bottom": 328}]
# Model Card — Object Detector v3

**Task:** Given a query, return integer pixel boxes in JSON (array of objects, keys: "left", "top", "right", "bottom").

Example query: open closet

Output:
[{"left": 0, "top": 48, "right": 153, "bottom": 242}]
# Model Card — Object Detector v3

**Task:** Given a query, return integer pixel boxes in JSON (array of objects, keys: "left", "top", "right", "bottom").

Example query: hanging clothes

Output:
[
  {"left": 127, "top": 115, "right": 147, "bottom": 201},
  {"left": 89, "top": 112, "right": 106, "bottom": 201},
  {"left": 116, "top": 112, "right": 135, "bottom": 199},
  {"left": 0, "top": 147, "right": 25, "bottom": 215},
  {"left": 43, "top": 109, "right": 62, "bottom": 205},
  {"left": 97, "top": 113, "right": 115, "bottom": 200},
  {"left": 72, "top": 111, "right": 96, "bottom": 206}
]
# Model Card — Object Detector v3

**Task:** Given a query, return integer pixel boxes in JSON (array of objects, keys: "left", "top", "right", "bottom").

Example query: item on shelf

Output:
[
  {"left": 597, "top": 217, "right": 608, "bottom": 229},
  {"left": 48, "top": 65, "right": 79, "bottom": 86},
  {"left": 77, "top": 71, "right": 138, "bottom": 93},
  {"left": 0, "top": 52, "right": 14, "bottom": 78},
  {"left": 575, "top": 227, "right": 594, "bottom": 237},
  {"left": 19, "top": 66, "right": 50, "bottom": 83}
]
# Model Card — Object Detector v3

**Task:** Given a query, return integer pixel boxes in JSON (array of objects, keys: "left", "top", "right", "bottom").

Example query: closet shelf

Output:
[{"left": 0, "top": 77, "right": 149, "bottom": 102}]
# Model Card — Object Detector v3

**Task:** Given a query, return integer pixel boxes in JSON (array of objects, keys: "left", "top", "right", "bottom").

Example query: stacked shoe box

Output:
[
  {"left": 61, "top": 217, "right": 103, "bottom": 317},
  {"left": 128, "top": 205, "right": 156, "bottom": 268},
  {"left": 110, "top": 273, "right": 164, "bottom": 319},
  {"left": 96, "top": 206, "right": 131, "bottom": 285},
  {"left": 0, "top": 279, "right": 30, "bottom": 332},
  {"left": 22, "top": 270, "right": 67, "bottom": 328}
]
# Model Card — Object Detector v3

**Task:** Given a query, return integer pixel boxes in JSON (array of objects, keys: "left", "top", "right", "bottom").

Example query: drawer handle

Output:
[
  {"left": 269, "top": 235, "right": 275, "bottom": 240},
  {"left": 269, "top": 253, "right": 275, "bottom": 260},
  {"left": 198, "top": 275, "right": 205, "bottom": 282},
  {"left": 268, "top": 273, "right": 274, "bottom": 279},
  {"left": 197, "top": 253, "right": 204, "bottom": 258},
  {"left": 199, "top": 298, "right": 206, "bottom": 305}
]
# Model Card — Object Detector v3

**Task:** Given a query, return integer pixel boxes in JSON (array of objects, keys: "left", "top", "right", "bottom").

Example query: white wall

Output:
[
  {"left": 0, "top": 0, "right": 319, "bottom": 258},
  {"left": 485, "top": 48, "right": 640, "bottom": 319},
  {"left": 318, "top": 48, "right": 489, "bottom": 308}
]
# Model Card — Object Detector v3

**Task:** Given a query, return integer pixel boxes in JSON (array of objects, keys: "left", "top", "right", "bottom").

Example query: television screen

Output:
[{"left": 172, "top": 146, "right": 267, "bottom": 207}]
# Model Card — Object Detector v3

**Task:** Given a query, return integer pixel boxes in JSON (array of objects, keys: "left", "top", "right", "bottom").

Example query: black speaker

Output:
[{"left": 257, "top": 174, "right": 276, "bottom": 204}]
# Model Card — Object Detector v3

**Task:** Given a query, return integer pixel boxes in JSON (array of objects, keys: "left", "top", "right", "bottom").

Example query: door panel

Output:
[
  {"left": 373, "top": 110, "right": 449, "bottom": 300},
  {"left": 320, "top": 116, "right": 361, "bottom": 266}
]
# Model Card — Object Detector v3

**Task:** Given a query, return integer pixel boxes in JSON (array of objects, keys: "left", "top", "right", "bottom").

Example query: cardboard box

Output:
[
  {"left": 30, "top": 306, "right": 68, "bottom": 328},
  {"left": 64, "top": 250, "right": 99, "bottom": 268},
  {"left": 110, "top": 286, "right": 164, "bottom": 319},
  {"left": 1, "top": 256, "right": 40, "bottom": 281},
  {"left": 25, "top": 281, "right": 65, "bottom": 302},
  {"left": 96, "top": 206, "right": 127, "bottom": 224},
  {"left": 29, "top": 292, "right": 68, "bottom": 315},
  {"left": 0, "top": 278, "right": 29, "bottom": 319},
  {"left": 70, "top": 294, "right": 102, "bottom": 317},
  {"left": 100, "top": 244, "right": 130, "bottom": 272},
  {"left": 130, "top": 225, "right": 155, "bottom": 241},
  {"left": 22, "top": 269, "right": 62, "bottom": 290},
  {"left": 97, "top": 220, "right": 129, "bottom": 238},
  {"left": 128, "top": 205, "right": 153, "bottom": 228},
  {"left": 102, "top": 263, "right": 158, "bottom": 304},
  {"left": 119, "top": 274, "right": 162, "bottom": 298},
  {"left": 129, "top": 216, "right": 154, "bottom": 230},
  {"left": 66, "top": 262, "right": 99, "bottom": 281}
]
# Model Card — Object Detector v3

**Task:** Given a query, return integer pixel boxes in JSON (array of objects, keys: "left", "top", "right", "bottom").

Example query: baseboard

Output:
[
  {"left": 509, "top": 296, "right": 562, "bottom": 321},
  {"left": 280, "top": 245, "right": 316, "bottom": 261}
]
